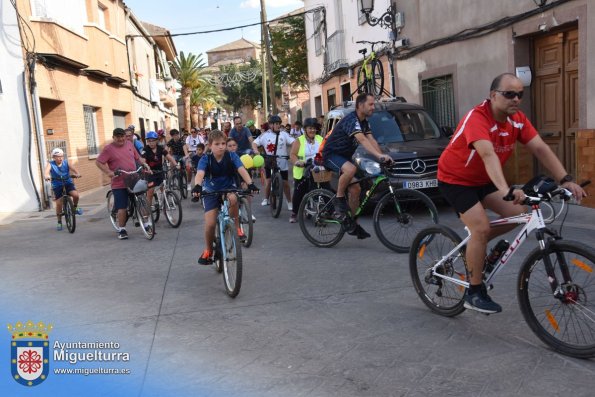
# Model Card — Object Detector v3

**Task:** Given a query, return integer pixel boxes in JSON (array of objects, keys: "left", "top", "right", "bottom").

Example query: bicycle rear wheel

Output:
[
  {"left": 270, "top": 172, "right": 283, "bottom": 218},
  {"left": 373, "top": 189, "right": 439, "bottom": 253},
  {"left": 64, "top": 196, "right": 76, "bottom": 233},
  {"left": 106, "top": 190, "right": 119, "bottom": 231},
  {"left": 135, "top": 195, "right": 155, "bottom": 240},
  {"left": 163, "top": 191, "right": 182, "bottom": 228},
  {"left": 370, "top": 60, "right": 385, "bottom": 97},
  {"left": 298, "top": 189, "right": 344, "bottom": 248},
  {"left": 518, "top": 240, "right": 595, "bottom": 358},
  {"left": 222, "top": 221, "right": 242, "bottom": 298},
  {"left": 239, "top": 197, "right": 253, "bottom": 247},
  {"left": 409, "top": 225, "right": 467, "bottom": 317}
]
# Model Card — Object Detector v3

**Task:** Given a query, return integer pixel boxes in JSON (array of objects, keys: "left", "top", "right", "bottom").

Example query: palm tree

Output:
[
  {"left": 190, "top": 84, "right": 226, "bottom": 127},
  {"left": 171, "top": 51, "right": 208, "bottom": 130}
]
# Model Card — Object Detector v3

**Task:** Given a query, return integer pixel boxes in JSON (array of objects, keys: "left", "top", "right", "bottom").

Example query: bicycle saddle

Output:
[{"left": 359, "top": 48, "right": 367, "bottom": 56}]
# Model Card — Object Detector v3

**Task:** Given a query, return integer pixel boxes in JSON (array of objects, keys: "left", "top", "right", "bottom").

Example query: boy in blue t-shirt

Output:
[
  {"left": 192, "top": 130, "right": 258, "bottom": 265},
  {"left": 43, "top": 148, "right": 82, "bottom": 230}
]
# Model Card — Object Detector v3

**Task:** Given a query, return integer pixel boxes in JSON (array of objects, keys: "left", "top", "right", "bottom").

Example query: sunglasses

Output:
[{"left": 495, "top": 90, "right": 524, "bottom": 100}]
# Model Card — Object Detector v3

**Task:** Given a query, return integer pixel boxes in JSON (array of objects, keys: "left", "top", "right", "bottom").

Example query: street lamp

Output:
[{"left": 359, "top": 0, "right": 399, "bottom": 31}]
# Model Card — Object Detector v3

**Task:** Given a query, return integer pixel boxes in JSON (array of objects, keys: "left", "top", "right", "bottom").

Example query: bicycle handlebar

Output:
[
  {"left": 49, "top": 175, "right": 80, "bottom": 181},
  {"left": 114, "top": 166, "right": 143, "bottom": 176},
  {"left": 191, "top": 188, "right": 254, "bottom": 202},
  {"left": 504, "top": 180, "right": 591, "bottom": 204}
]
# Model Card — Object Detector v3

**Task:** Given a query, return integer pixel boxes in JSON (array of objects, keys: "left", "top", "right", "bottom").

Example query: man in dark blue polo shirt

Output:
[{"left": 322, "top": 92, "right": 391, "bottom": 238}]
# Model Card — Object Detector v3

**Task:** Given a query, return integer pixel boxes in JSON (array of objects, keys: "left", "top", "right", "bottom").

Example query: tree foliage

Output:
[{"left": 269, "top": 15, "right": 308, "bottom": 87}]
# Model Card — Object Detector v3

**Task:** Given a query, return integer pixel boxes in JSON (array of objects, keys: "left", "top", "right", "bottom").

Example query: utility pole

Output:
[
  {"left": 260, "top": 9, "right": 268, "bottom": 124},
  {"left": 260, "top": 0, "right": 277, "bottom": 115}
]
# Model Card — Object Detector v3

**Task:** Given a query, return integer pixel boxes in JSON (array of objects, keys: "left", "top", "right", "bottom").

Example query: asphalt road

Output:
[{"left": 1, "top": 186, "right": 594, "bottom": 397}]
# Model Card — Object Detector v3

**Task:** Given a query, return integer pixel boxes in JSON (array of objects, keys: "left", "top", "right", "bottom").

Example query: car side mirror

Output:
[{"left": 441, "top": 126, "right": 454, "bottom": 137}]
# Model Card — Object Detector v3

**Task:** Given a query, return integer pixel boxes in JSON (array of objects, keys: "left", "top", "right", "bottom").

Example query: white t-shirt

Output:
[
  {"left": 253, "top": 130, "right": 295, "bottom": 171},
  {"left": 185, "top": 135, "right": 202, "bottom": 152}
]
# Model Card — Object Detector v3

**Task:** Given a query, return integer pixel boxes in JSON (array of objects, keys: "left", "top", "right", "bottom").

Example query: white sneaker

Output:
[
  {"left": 287, "top": 202, "right": 293, "bottom": 211},
  {"left": 261, "top": 199, "right": 269, "bottom": 206},
  {"left": 251, "top": 215, "right": 256, "bottom": 222},
  {"left": 187, "top": 185, "right": 192, "bottom": 191}
]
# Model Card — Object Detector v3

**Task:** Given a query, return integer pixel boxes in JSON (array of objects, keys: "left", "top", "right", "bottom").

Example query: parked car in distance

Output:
[{"left": 320, "top": 98, "right": 452, "bottom": 200}]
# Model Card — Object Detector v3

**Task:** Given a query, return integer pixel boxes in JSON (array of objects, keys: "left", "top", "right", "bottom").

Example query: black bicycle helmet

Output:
[
  {"left": 303, "top": 118, "right": 319, "bottom": 128},
  {"left": 268, "top": 115, "right": 282, "bottom": 124}
]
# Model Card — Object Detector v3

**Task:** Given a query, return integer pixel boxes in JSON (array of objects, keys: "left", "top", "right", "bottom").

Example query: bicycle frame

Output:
[
  {"left": 361, "top": 51, "right": 377, "bottom": 80},
  {"left": 427, "top": 202, "right": 551, "bottom": 290}
]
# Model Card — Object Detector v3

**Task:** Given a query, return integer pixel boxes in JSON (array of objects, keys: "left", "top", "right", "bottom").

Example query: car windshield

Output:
[{"left": 369, "top": 110, "right": 441, "bottom": 143}]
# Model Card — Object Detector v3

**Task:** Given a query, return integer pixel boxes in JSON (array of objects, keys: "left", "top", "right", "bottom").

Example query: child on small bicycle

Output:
[
  {"left": 43, "top": 148, "right": 82, "bottom": 231},
  {"left": 192, "top": 130, "right": 259, "bottom": 265},
  {"left": 143, "top": 131, "right": 180, "bottom": 211}
]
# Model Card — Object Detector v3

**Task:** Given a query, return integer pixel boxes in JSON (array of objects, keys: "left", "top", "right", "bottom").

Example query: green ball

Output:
[{"left": 252, "top": 154, "right": 264, "bottom": 168}]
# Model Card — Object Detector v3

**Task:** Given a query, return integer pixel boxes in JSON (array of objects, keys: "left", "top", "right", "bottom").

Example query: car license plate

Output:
[{"left": 403, "top": 179, "right": 438, "bottom": 189}]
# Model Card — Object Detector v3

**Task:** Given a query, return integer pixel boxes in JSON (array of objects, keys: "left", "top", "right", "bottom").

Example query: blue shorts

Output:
[
  {"left": 323, "top": 153, "right": 351, "bottom": 173},
  {"left": 202, "top": 193, "right": 222, "bottom": 212},
  {"left": 52, "top": 182, "right": 76, "bottom": 200},
  {"left": 112, "top": 188, "right": 129, "bottom": 210}
]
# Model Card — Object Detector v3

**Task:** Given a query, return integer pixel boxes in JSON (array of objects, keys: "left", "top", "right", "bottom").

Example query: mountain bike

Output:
[
  {"left": 106, "top": 167, "right": 156, "bottom": 240},
  {"left": 353, "top": 40, "right": 389, "bottom": 98},
  {"left": 169, "top": 161, "right": 188, "bottom": 199},
  {"left": 409, "top": 182, "right": 595, "bottom": 358},
  {"left": 298, "top": 164, "right": 439, "bottom": 252},
  {"left": 50, "top": 175, "right": 81, "bottom": 233},
  {"left": 193, "top": 189, "right": 247, "bottom": 298},
  {"left": 264, "top": 154, "right": 290, "bottom": 218},
  {"left": 150, "top": 172, "right": 183, "bottom": 228}
]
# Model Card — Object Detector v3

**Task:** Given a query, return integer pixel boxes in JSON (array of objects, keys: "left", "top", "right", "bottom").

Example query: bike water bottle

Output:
[{"left": 484, "top": 239, "right": 510, "bottom": 274}]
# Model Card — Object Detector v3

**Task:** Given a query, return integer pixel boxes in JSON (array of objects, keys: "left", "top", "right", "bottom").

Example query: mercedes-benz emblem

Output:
[{"left": 411, "top": 159, "right": 427, "bottom": 174}]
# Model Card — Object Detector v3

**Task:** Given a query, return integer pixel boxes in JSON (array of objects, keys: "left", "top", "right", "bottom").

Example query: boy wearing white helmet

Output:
[{"left": 43, "top": 148, "right": 82, "bottom": 231}]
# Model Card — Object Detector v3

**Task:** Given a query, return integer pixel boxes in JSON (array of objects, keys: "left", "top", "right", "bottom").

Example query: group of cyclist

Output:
[{"left": 47, "top": 73, "right": 589, "bottom": 316}]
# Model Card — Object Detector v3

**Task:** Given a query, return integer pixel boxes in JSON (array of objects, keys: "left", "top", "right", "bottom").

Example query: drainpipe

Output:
[
  {"left": 21, "top": 56, "right": 42, "bottom": 211},
  {"left": 28, "top": 55, "right": 49, "bottom": 210}
]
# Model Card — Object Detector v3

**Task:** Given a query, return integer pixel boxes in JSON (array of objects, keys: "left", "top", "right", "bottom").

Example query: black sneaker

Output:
[
  {"left": 464, "top": 285, "right": 502, "bottom": 314},
  {"left": 333, "top": 197, "right": 348, "bottom": 220},
  {"left": 118, "top": 229, "right": 128, "bottom": 240},
  {"left": 348, "top": 224, "right": 371, "bottom": 239}
]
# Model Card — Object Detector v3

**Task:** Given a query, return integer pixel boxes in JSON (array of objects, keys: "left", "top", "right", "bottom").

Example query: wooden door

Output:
[{"left": 533, "top": 28, "right": 578, "bottom": 177}]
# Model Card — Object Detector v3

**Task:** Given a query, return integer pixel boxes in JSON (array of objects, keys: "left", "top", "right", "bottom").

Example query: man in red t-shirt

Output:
[
  {"left": 96, "top": 128, "right": 151, "bottom": 240},
  {"left": 437, "top": 73, "right": 586, "bottom": 314}
]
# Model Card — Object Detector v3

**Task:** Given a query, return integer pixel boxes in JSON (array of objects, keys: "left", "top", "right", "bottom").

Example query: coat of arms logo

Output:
[{"left": 7, "top": 320, "right": 52, "bottom": 387}]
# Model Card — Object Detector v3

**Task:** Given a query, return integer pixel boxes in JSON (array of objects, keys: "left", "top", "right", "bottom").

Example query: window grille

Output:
[
  {"left": 421, "top": 75, "right": 457, "bottom": 128},
  {"left": 46, "top": 140, "right": 67, "bottom": 159},
  {"left": 83, "top": 105, "right": 99, "bottom": 155},
  {"left": 314, "top": 10, "right": 322, "bottom": 56}
]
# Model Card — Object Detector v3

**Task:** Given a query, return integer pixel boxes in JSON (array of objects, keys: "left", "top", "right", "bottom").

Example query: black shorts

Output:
[
  {"left": 264, "top": 167, "right": 288, "bottom": 180},
  {"left": 438, "top": 181, "right": 498, "bottom": 215}
]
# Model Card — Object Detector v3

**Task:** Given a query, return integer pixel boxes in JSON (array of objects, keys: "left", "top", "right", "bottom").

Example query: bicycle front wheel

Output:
[
  {"left": 135, "top": 195, "right": 155, "bottom": 240},
  {"left": 106, "top": 190, "right": 120, "bottom": 231},
  {"left": 356, "top": 66, "right": 367, "bottom": 94},
  {"left": 373, "top": 188, "right": 439, "bottom": 253},
  {"left": 270, "top": 172, "right": 283, "bottom": 218},
  {"left": 239, "top": 197, "right": 253, "bottom": 247},
  {"left": 152, "top": 191, "right": 160, "bottom": 223},
  {"left": 518, "top": 240, "right": 595, "bottom": 358},
  {"left": 163, "top": 191, "right": 182, "bottom": 228},
  {"left": 222, "top": 221, "right": 242, "bottom": 298},
  {"left": 409, "top": 225, "right": 467, "bottom": 317},
  {"left": 64, "top": 196, "right": 76, "bottom": 233},
  {"left": 180, "top": 172, "right": 188, "bottom": 199},
  {"left": 298, "top": 189, "right": 344, "bottom": 248}
]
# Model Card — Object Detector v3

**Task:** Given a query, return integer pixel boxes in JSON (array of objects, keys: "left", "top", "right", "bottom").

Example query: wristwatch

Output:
[{"left": 559, "top": 174, "right": 573, "bottom": 185}]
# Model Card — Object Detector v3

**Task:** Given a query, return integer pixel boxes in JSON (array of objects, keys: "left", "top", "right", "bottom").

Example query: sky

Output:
[{"left": 123, "top": 0, "right": 304, "bottom": 64}]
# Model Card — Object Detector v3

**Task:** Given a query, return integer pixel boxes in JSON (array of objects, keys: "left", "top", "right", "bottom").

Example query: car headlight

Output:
[{"left": 355, "top": 157, "right": 381, "bottom": 176}]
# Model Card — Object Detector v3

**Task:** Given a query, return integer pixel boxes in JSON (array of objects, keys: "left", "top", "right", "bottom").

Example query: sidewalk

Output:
[{"left": 0, "top": 184, "right": 110, "bottom": 226}]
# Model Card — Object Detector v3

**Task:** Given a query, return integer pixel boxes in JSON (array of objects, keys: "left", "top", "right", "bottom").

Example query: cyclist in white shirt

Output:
[
  {"left": 252, "top": 115, "right": 295, "bottom": 209},
  {"left": 184, "top": 128, "right": 202, "bottom": 188}
]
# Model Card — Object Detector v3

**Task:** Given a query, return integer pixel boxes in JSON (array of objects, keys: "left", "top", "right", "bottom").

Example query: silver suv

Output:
[{"left": 321, "top": 98, "right": 451, "bottom": 198}]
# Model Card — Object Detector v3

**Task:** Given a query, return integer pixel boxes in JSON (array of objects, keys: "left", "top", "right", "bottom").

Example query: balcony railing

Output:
[{"left": 325, "top": 30, "right": 348, "bottom": 74}]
